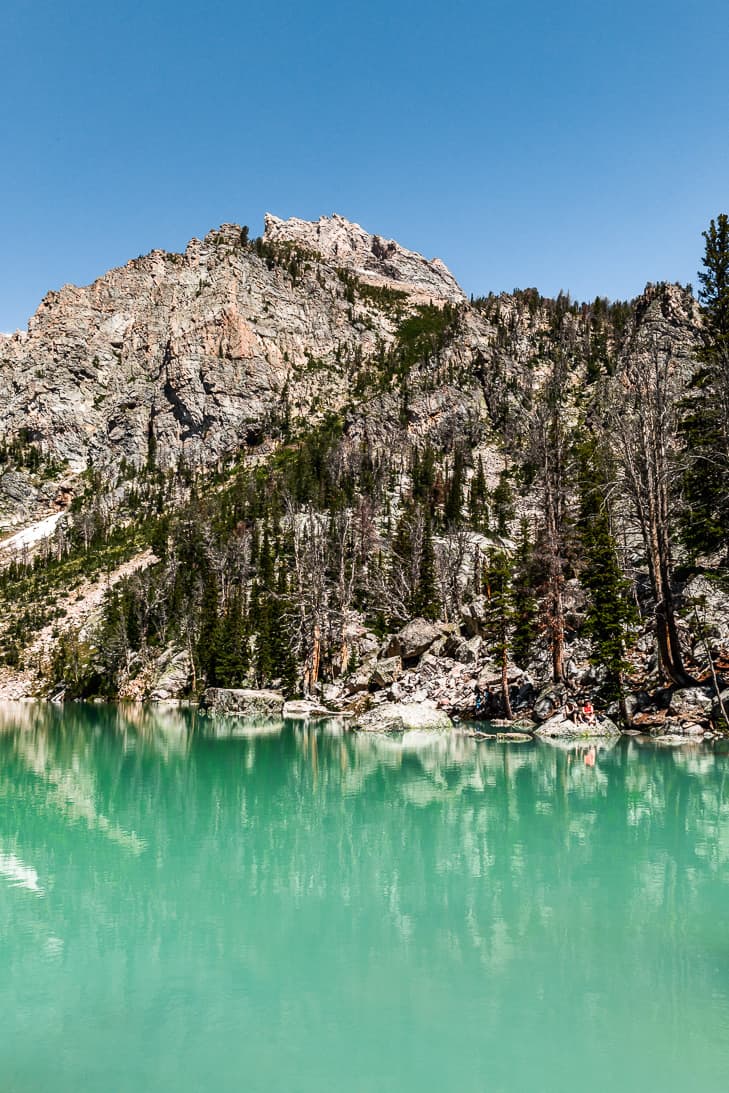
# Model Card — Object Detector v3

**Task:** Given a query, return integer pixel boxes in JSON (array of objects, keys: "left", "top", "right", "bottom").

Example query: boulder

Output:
[
  {"left": 461, "top": 597, "right": 486, "bottom": 638},
  {"left": 534, "top": 713, "right": 621, "bottom": 738},
  {"left": 668, "top": 685, "right": 714, "bottom": 719},
  {"left": 345, "top": 663, "right": 375, "bottom": 694},
  {"left": 283, "top": 699, "right": 336, "bottom": 719},
  {"left": 385, "top": 618, "right": 442, "bottom": 661},
  {"left": 711, "top": 689, "right": 729, "bottom": 724},
  {"left": 370, "top": 656, "right": 402, "bottom": 689},
  {"left": 454, "top": 635, "right": 482, "bottom": 664},
  {"left": 200, "top": 687, "right": 284, "bottom": 718},
  {"left": 355, "top": 701, "right": 452, "bottom": 735}
]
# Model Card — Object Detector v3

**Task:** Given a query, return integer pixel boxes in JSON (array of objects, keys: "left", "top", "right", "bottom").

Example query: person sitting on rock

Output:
[{"left": 582, "top": 700, "right": 596, "bottom": 725}]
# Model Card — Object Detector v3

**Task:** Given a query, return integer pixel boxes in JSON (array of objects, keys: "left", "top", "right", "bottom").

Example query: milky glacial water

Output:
[{"left": 1, "top": 702, "right": 728, "bottom": 1092}]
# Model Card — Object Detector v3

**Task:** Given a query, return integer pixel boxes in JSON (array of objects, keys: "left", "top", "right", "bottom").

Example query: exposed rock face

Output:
[
  {"left": 200, "top": 687, "right": 284, "bottom": 718},
  {"left": 148, "top": 648, "right": 193, "bottom": 701},
  {"left": 263, "top": 213, "right": 465, "bottom": 304},
  {"left": 0, "top": 214, "right": 492, "bottom": 527}
]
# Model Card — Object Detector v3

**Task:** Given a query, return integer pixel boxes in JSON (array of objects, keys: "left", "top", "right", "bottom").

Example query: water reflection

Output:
[{"left": 0, "top": 702, "right": 727, "bottom": 1092}]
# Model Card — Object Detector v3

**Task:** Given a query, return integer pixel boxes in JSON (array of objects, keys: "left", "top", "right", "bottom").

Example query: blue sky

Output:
[{"left": 1, "top": 0, "right": 727, "bottom": 330}]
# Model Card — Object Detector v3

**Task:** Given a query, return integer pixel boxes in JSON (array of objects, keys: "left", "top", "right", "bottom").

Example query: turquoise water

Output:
[{"left": 1, "top": 703, "right": 729, "bottom": 1092}]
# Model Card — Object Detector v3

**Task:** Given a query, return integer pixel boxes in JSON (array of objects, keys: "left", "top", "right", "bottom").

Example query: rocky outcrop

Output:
[
  {"left": 200, "top": 687, "right": 284, "bottom": 718},
  {"left": 263, "top": 213, "right": 465, "bottom": 304},
  {"left": 0, "top": 215, "right": 486, "bottom": 527}
]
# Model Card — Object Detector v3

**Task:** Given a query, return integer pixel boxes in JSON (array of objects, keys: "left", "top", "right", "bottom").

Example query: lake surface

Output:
[{"left": 0, "top": 703, "right": 728, "bottom": 1092}]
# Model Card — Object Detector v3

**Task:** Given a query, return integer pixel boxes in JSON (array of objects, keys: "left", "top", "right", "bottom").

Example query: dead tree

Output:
[{"left": 611, "top": 339, "right": 695, "bottom": 686}]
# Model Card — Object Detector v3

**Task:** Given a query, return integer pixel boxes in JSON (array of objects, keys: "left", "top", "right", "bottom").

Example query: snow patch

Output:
[{"left": 0, "top": 513, "right": 65, "bottom": 553}]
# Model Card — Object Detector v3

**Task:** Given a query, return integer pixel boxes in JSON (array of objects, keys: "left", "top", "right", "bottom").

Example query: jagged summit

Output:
[{"left": 263, "top": 212, "right": 465, "bottom": 304}]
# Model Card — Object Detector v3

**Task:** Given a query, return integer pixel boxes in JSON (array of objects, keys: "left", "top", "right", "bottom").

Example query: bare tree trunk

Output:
[
  {"left": 501, "top": 645, "right": 513, "bottom": 721},
  {"left": 615, "top": 340, "right": 696, "bottom": 687}
]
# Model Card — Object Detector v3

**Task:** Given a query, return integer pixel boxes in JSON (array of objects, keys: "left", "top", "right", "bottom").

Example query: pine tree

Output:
[
  {"left": 492, "top": 470, "right": 515, "bottom": 537},
  {"left": 414, "top": 508, "right": 439, "bottom": 620},
  {"left": 511, "top": 519, "right": 539, "bottom": 668},
  {"left": 578, "top": 437, "right": 637, "bottom": 704},
  {"left": 481, "top": 548, "right": 514, "bottom": 720},
  {"left": 468, "top": 456, "right": 489, "bottom": 531},
  {"left": 679, "top": 214, "right": 729, "bottom": 558},
  {"left": 443, "top": 447, "right": 464, "bottom": 526}
]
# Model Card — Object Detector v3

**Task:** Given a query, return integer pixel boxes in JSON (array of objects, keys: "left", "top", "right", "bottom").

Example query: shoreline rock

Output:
[
  {"left": 354, "top": 701, "right": 453, "bottom": 735},
  {"left": 200, "top": 687, "right": 284, "bottom": 718},
  {"left": 534, "top": 713, "right": 621, "bottom": 739}
]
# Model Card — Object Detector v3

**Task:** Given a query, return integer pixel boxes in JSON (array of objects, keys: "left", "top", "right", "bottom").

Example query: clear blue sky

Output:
[{"left": 1, "top": 0, "right": 727, "bottom": 330}]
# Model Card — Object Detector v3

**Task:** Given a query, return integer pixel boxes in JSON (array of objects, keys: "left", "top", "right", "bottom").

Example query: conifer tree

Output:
[
  {"left": 577, "top": 436, "right": 637, "bottom": 704},
  {"left": 482, "top": 548, "right": 513, "bottom": 720},
  {"left": 415, "top": 508, "right": 439, "bottom": 620},
  {"left": 444, "top": 447, "right": 464, "bottom": 526},
  {"left": 679, "top": 214, "right": 729, "bottom": 558},
  {"left": 510, "top": 519, "right": 539, "bottom": 668}
]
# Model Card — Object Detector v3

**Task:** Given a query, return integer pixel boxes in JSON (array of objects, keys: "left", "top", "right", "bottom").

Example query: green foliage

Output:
[
  {"left": 679, "top": 213, "right": 729, "bottom": 559},
  {"left": 577, "top": 436, "right": 637, "bottom": 701},
  {"left": 510, "top": 520, "right": 539, "bottom": 667}
]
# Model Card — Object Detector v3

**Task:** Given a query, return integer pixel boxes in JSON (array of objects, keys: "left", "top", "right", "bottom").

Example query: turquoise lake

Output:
[{"left": 1, "top": 702, "right": 728, "bottom": 1092}]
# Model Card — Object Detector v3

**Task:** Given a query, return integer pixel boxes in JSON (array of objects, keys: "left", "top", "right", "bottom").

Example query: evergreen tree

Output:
[
  {"left": 414, "top": 508, "right": 439, "bottom": 620},
  {"left": 578, "top": 437, "right": 637, "bottom": 704},
  {"left": 679, "top": 214, "right": 729, "bottom": 558},
  {"left": 443, "top": 447, "right": 464, "bottom": 526},
  {"left": 492, "top": 470, "right": 515, "bottom": 537},
  {"left": 510, "top": 519, "right": 539, "bottom": 668},
  {"left": 481, "top": 548, "right": 514, "bottom": 719},
  {"left": 468, "top": 456, "right": 489, "bottom": 531}
]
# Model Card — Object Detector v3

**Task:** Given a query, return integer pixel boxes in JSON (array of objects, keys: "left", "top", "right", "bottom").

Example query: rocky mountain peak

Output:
[{"left": 263, "top": 212, "right": 465, "bottom": 304}]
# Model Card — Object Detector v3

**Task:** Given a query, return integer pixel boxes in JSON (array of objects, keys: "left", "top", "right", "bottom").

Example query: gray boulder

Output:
[
  {"left": 454, "top": 635, "right": 482, "bottom": 664},
  {"left": 534, "top": 713, "right": 621, "bottom": 738},
  {"left": 385, "top": 618, "right": 442, "bottom": 661},
  {"left": 355, "top": 701, "right": 452, "bottom": 735},
  {"left": 668, "top": 686, "right": 714, "bottom": 719},
  {"left": 623, "top": 691, "right": 652, "bottom": 722},
  {"left": 461, "top": 597, "right": 486, "bottom": 638},
  {"left": 370, "top": 656, "right": 402, "bottom": 689},
  {"left": 200, "top": 687, "right": 284, "bottom": 718}
]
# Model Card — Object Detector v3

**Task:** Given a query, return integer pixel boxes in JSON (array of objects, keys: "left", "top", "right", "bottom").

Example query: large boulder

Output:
[
  {"left": 200, "top": 687, "right": 284, "bottom": 718},
  {"left": 668, "top": 685, "right": 714, "bottom": 720},
  {"left": 355, "top": 701, "right": 452, "bottom": 735},
  {"left": 534, "top": 713, "right": 621, "bottom": 738},
  {"left": 385, "top": 618, "right": 442, "bottom": 661}
]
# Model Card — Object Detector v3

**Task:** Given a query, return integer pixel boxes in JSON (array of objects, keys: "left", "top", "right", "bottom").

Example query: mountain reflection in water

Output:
[{"left": 0, "top": 701, "right": 728, "bottom": 1093}]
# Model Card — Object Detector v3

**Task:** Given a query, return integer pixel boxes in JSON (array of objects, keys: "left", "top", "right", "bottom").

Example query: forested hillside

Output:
[{"left": 1, "top": 213, "right": 728, "bottom": 732}]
